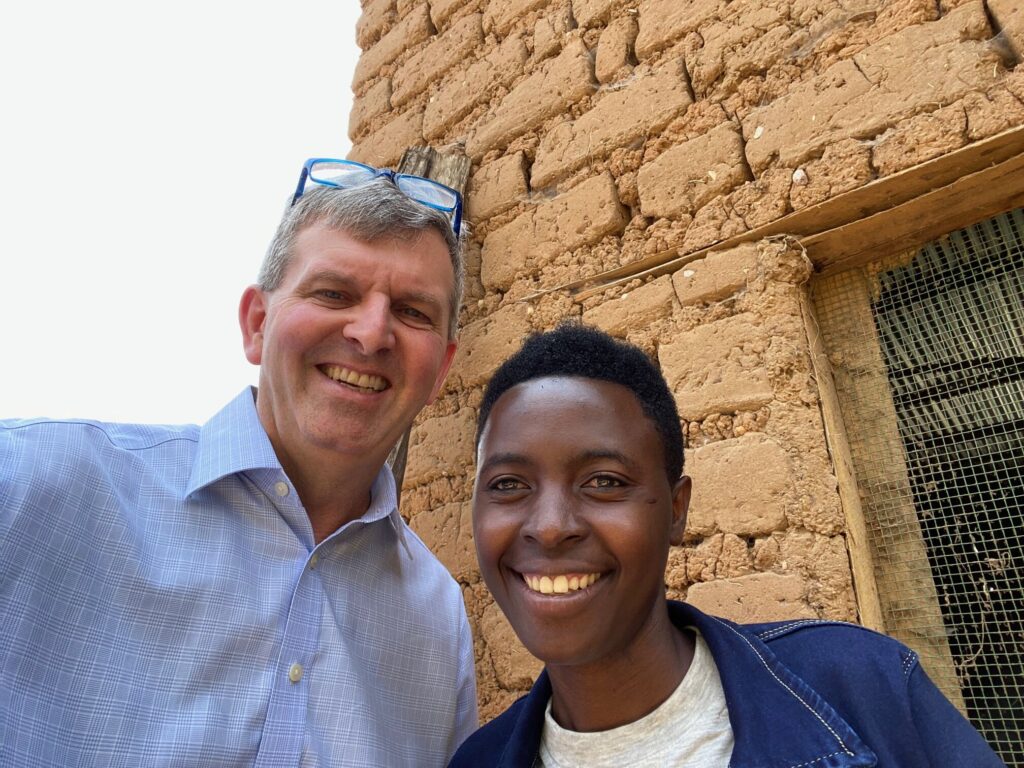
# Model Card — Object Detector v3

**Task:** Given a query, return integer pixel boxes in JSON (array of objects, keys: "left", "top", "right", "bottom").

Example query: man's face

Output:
[
  {"left": 240, "top": 223, "right": 457, "bottom": 474},
  {"left": 473, "top": 376, "right": 690, "bottom": 669}
]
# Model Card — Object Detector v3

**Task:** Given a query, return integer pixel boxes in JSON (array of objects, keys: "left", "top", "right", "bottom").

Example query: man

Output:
[
  {"left": 0, "top": 159, "right": 477, "bottom": 767},
  {"left": 451, "top": 323, "right": 1004, "bottom": 767}
]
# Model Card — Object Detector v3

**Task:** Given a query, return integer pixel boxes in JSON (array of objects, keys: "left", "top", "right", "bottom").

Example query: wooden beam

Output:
[
  {"left": 528, "top": 125, "right": 1024, "bottom": 301},
  {"left": 806, "top": 151, "right": 1024, "bottom": 272},
  {"left": 799, "top": 292, "right": 885, "bottom": 632},
  {"left": 388, "top": 146, "right": 472, "bottom": 502}
]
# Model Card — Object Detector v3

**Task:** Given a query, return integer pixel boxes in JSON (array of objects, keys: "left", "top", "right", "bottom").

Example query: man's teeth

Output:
[
  {"left": 522, "top": 573, "right": 603, "bottom": 595},
  {"left": 323, "top": 365, "right": 386, "bottom": 392}
]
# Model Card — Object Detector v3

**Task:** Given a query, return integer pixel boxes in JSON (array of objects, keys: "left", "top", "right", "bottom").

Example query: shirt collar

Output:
[
  {"left": 185, "top": 386, "right": 411, "bottom": 557},
  {"left": 185, "top": 387, "right": 280, "bottom": 496}
]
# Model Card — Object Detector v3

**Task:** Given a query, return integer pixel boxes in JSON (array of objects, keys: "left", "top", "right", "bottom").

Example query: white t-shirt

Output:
[{"left": 538, "top": 631, "right": 734, "bottom": 767}]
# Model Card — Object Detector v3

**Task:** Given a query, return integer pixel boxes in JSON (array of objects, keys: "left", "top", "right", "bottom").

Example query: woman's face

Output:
[{"left": 473, "top": 376, "right": 690, "bottom": 669}]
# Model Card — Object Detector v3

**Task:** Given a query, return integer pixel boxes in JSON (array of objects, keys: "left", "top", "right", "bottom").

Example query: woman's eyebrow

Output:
[
  {"left": 478, "top": 452, "right": 531, "bottom": 475},
  {"left": 478, "top": 448, "right": 641, "bottom": 474}
]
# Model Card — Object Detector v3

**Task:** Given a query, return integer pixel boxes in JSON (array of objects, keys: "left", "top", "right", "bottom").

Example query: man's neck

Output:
[{"left": 276, "top": 446, "right": 389, "bottom": 544}]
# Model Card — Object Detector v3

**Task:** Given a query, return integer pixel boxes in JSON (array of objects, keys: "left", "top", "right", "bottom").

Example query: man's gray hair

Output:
[{"left": 258, "top": 178, "right": 465, "bottom": 339}]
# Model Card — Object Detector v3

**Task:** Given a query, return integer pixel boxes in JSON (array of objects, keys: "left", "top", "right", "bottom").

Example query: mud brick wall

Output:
[{"left": 350, "top": 0, "right": 1024, "bottom": 719}]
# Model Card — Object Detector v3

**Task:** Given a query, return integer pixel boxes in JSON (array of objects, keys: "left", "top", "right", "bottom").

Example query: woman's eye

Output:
[{"left": 489, "top": 477, "right": 526, "bottom": 492}]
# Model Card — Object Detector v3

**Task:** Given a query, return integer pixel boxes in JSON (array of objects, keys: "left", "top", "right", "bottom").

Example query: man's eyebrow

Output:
[
  {"left": 298, "top": 271, "right": 444, "bottom": 311},
  {"left": 300, "top": 268, "right": 353, "bottom": 286}
]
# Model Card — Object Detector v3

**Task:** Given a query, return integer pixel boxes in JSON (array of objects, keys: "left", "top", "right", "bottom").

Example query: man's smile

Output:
[{"left": 319, "top": 364, "right": 389, "bottom": 393}]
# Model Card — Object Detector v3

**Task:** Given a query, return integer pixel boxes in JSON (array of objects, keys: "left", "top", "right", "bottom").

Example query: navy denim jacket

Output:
[{"left": 450, "top": 601, "right": 1005, "bottom": 767}]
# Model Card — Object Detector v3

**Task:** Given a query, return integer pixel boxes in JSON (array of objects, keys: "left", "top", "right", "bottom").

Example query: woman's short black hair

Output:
[{"left": 477, "top": 322, "right": 684, "bottom": 481}]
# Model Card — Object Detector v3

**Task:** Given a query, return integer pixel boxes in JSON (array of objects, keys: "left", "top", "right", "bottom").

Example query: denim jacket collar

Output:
[{"left": 494, "top": 601, "right": 877, "bottom": 768}]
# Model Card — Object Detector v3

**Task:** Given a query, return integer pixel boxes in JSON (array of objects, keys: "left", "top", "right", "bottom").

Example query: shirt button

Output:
[
  {"left": 288, "top": 662, "right": 304, "bottom": 683},
  {"left": 309, "top": 553, "right": 319, "bottom": 570},
  {"left": 275, "top": 481, "right": 290, "bottom": 497}
]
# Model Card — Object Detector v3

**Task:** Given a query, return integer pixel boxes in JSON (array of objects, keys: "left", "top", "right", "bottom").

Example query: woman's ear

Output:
[{"left": 669, "top": 475, "right": 691, "bottom": 546}]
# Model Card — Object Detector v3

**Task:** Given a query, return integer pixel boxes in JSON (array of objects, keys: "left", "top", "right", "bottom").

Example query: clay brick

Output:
[
  {"left": 686, "top": 573, "right": 816, "bottom": 623},
  {"left": 658, "top": 313, "right": 774, "bottom": 421},
  {"left": 595, "top": 15, "right": 638, "bottom": 84},
  {"left": 347, "top": 109, "right": 423, "bottom": 168},
  {"left": 348, "top": 77, "right": 392, "bottom": 139},
  {"left": 532, "top": 59, "right": 691, "bottom": 187},
  {"left": 480, "top": 601, "right": 543, "bottom": 688},
  {"left": 481, "top": 172, "right": 627, "bottom": 292},
  {"left": 404, "top": 409, "right": 476, "bottom": 487},
  {"left": 637, "top": 121, "right": 749, "bottom": 220},
  {"left": 581, "top": 275, "right": 676, "bottom": 335},
  {"left": 466, "top": 38, "right": 595, "bottom": 160},
  {"left": 686, "top": 434, "right": 792, "bottom": 537},
  {"left": 430, "top": 0, "right": 469, "bottom": 30},
  {"left": 391, "top": 13, "right": 484, "bottom": 108},
  {"left": 534, "top": 5, "right": 573, "bottom": 61},
  {"left": 686, "top": 5, "right": 789, "bottom": 97},
  {"left": 356, "top": 0, "right": 396, "bottom": 50},
  {"left": 467, "top": 152, "right": 529, "bottom": 222},
  {"left": 408, "top": 501, "right": 478, "bottom": 582},
  {"left": 484, "top": 0, "right": 549, "bottom": 36},
  {"left": 448, "top": 302, "right": 534, "bottom": 389},
  {"left": 742, "top": 2, "right": 999, "bottom": 172},
  {"left": 635, "top": 0, "right": 725, "bottom": 60},
  {"left": 872, "top": 103, "right": 968, "bottom": 176},
  {"left": 988, "top": 0, "right": 1024, "bottom": 58},
  {"left": 352, "top": 3, "right": 432, "bottom": 90},
  {"left": 572, "top": 0, "right": 628, "bottom": 27},
  {"left": 789, "top": 139, "right": 873, "bottom": 212},
  {"left": 424, "top": 34, "right": 529, "bottom": 140},
  {"left": 672, "top": 243, "right": 759, "bottom": 306},
  {"left": 963, "top": 87, "right": 1024, "bottom": 142}
]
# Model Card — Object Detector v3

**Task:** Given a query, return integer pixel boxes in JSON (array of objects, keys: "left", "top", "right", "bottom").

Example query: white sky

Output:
[{"left": 1, "top": 2, "right": 361, "bottom": 423}]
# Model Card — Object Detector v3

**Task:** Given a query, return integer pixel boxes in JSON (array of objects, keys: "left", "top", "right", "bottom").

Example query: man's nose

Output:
[
  {"left": 520, "top": 490, "right": 587, "bottom": 549},
  {"left": 342, "top": 296, "right": 395, "bottom": 355}
]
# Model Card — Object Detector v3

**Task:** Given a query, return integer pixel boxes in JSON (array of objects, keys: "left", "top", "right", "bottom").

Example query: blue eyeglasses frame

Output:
[{"left": 291, "top": 157, "right": 464, "bottom": 236}]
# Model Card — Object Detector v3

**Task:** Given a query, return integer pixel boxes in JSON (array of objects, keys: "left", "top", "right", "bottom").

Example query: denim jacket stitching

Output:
[
  {"left": 711, "top": 616, "right": 855, "bottom": 758},
  {"left": 757, "top": 620, "right": 832, "bottom": 641},
  {"left": 900, "top": 649, "right": 918, "bottom": 678}
]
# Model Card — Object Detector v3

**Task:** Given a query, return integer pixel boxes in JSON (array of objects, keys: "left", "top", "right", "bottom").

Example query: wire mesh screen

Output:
[{"left": 813, "top": 208, "right": 1024, "bottom": 765}]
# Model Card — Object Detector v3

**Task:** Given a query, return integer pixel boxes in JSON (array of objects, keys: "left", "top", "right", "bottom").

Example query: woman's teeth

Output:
[{"left": 522, "top": 573, "right": 603, "bottom": 595}]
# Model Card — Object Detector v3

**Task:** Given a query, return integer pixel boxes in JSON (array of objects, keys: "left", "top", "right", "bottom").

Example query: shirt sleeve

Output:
[
  {"left": 906, "top": 660, "right": 1007, "bottom": 767},
  {"left": 448, "top": 601, "right": 480, "bottom": 762}
]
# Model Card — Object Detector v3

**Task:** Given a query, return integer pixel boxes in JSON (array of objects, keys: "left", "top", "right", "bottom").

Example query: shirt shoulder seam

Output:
[{"left": 1, "top": 419, "right": 199, "bottom": 451}]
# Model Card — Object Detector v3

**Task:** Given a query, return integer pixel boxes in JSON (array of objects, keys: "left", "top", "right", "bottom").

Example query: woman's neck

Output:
[{"left": 545, "top": 615, "right": 695, "bottom": 733}]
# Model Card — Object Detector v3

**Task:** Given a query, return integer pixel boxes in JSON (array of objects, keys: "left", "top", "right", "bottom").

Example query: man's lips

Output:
[
  {"left": 518, "top": 571, "right": 605, "bottom": 595},
  {"left": 319, "top": 364, "right": 389, "bottom": 393}
]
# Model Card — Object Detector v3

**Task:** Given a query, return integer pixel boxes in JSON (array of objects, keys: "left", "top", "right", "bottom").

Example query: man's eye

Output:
[
  {"left": 585, "top": 475, "right": 625, "bottom": 489},
  {"left": 399, "top": 306, "right": 431, "bottom": 323},
  {"left": 317, "top": 289, "right": 346, "bottom": 301}
]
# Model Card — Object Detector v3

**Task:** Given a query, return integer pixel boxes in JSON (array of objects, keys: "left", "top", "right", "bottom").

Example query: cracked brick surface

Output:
[{"left": 346, "top": 0, "right": 1024, "bottom": 717}]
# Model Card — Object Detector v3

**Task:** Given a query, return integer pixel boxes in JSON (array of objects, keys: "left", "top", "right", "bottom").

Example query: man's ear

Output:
[
  {"left": 426, "top": 340, "right": 458, "bottom": 405},
  {"left": 669, "top": 475, "right": 691, "bottom": 546},
  {"left": 239, "top": 285, "right": 268, "bottom": 366}
]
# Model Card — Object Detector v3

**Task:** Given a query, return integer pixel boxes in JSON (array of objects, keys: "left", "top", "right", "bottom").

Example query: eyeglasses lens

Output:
[
  {"left": 398, "top": 176, "right": 457, "bottom": 211},
  {"left": 309, "top": 161, "right": 375, "bottom": 188}
]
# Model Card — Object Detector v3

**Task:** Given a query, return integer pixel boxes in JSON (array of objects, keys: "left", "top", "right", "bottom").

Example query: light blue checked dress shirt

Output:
[{"left": 0, "top": 388, "right": 478, "bottom": 767}]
